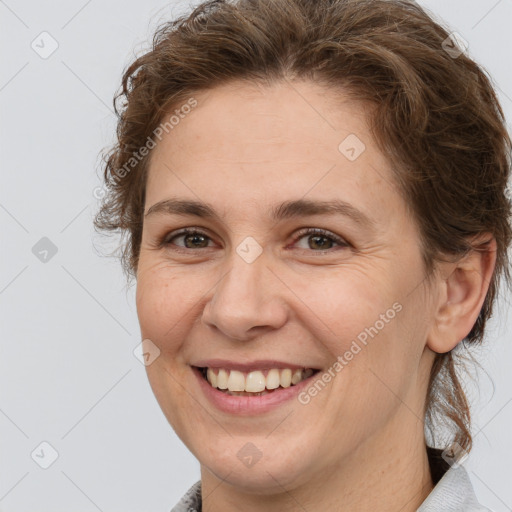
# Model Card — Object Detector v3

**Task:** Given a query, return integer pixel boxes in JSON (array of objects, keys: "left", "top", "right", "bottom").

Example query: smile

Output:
[{"left": 199, "top": 367, "right": 317, "bottom": 396}]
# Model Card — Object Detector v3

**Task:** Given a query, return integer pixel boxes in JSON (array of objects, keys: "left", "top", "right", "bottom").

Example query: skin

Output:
[{"left": 135, "top": 80, "right": 496, "bottom": 511}]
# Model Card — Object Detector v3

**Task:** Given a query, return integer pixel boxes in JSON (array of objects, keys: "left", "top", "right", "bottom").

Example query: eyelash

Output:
[{"left": 161, "top": 227, "right": 350, "bottom": 253}]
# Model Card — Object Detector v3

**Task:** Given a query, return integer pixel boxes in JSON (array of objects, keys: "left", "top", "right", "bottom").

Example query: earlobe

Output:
[{"left": 426, "top": 236, "right": 497, "bottom": 354}]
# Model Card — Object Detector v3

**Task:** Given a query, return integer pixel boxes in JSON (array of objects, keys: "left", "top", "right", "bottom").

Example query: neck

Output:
[{"left": 200, "top": 414, "right": 434, "bottom": 512}]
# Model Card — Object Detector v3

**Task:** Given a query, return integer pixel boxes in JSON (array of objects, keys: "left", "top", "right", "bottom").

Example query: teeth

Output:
[
  {"left": 245, "top": 371, "right": 266, "bottom": 392},
  {"left": 206, "top": 368, "right": 217, "bottom": 388},
  {"left": 280, "top": 369, "right": 292, "bottom": 388},
  {"left": 291, "top": 369, "right": 303, "bottom": 385},
  {"left": 227, "top": 370, "right": 245, "bottom": 392},
  {"left": 266, "top": 369, "right": 280, "bottom": 389},
  {"left": 217, "top": 369, "right": 228, "bottom": 389},
  {"left": 205, "top": 367, "right": 315, "bottom": 392}
]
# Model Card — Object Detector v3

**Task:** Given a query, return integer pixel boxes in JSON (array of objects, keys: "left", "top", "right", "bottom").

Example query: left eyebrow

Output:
[
  {"left": 270, "top": 199, "right": 375, "bottom": 230},
  {"left": 144, "top": 197, "right": 375, "bottom": 230}
]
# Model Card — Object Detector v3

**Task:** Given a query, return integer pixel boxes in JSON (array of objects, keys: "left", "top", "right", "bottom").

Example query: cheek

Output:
[
  {"left": 135, "top": 264, "right": 201, "bottom": 435},
  {"left": 299, "top": 266, "right": 423, "bottom": 409},
  {"left": 290, "top": 266, "right": 395, "bottom": 352},
  {"left": 327, "top": 295, "right": 427, "bottom": 429},
  {"left": 135, "top": 262, "right": 193, "bottom": 350}
]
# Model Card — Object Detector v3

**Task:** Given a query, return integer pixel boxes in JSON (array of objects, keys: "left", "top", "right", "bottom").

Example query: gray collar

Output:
[
  {"left": 170, "top": 480, "right": 201, "bottom": 512},
  {"left": 418, "top": 464, "right": 492, "bottom": 511}
]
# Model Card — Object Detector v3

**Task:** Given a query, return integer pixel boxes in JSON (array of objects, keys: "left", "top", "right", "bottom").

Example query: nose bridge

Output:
[{"left": 202, "top": 247, "right": 287, "bottom": 340}]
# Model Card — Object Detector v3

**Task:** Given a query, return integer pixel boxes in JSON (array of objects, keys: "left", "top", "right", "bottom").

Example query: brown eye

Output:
[
  {"left": 293, "top": 228, "right": 349, "bottom": 252},
  {"left": 164, "top": 229, "right": 214, "bottom": 249},
  {"left": 307, "top": 235, "right": 335, "bottom": 250},
  {"left": 182, "top": 233, "right": 209, "bottom": 248}
]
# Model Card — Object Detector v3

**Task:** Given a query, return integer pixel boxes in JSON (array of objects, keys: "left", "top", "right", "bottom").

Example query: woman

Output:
[{"left": 95, "top": 0, "right": 511, "bottom": 510}]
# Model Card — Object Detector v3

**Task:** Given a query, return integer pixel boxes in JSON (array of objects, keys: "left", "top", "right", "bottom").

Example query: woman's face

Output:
[{"left": 136, "top": 81, "right": 437, "bottom": 493}]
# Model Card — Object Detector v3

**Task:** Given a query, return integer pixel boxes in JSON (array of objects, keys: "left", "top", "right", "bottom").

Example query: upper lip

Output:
[{"left": 191, "top": 359, "right": 320, "bottom": 372}]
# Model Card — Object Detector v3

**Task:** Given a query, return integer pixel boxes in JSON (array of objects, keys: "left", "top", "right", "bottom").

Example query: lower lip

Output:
[{"left": 192, "top": 367, "right": 318, "bottom": 415}]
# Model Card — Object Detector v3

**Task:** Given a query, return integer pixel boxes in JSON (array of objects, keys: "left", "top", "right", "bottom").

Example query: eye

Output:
[
  {"left": 291, "top": 228, "right": 349, "bottom": 251},
  {"left": 163, "top": 228, "right": 215, "bottom": 250},
  {"left": 160, "top": 227, "right": 349, "bottom": 253}
]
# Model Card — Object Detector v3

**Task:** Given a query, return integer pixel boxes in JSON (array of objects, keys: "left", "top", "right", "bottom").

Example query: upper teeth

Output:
[{"left": 206, "top": 368, "right": 315, "bottom": 392}]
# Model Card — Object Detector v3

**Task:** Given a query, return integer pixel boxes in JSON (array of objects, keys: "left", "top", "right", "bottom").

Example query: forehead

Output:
[
  {"left": 146, "top": 80, "right": 404, "bottom": 226},
  {"left": 158, "top": 80, "right": 372, "bottom": 164}
]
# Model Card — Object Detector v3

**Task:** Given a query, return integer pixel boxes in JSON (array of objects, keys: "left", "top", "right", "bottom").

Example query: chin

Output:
[{"left": 196, "top": 434, "right": 320, "bottom": 495}]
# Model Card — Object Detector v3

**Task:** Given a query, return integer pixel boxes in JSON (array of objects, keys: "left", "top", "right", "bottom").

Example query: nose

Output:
[{"left": 201, "top": 250, "right": 288, "bottom": 341}]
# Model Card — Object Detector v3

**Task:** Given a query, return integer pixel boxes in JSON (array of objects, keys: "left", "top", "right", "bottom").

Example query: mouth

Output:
[{"left": 195, "top": 366, "right": 321, "bottom": 397}]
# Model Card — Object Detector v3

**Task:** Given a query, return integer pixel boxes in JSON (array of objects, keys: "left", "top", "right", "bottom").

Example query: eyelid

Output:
[
  {"left": 162, "top": 227, "right": 215, "bottom": 248},
  {"left": 161, "top": 226, "right": 350, "bottom": 252},
  {"left": 290, "top": 227, "right": 350, "bottom": 250}
]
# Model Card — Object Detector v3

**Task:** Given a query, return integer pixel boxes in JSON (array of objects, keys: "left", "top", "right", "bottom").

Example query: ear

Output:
[{"left": 426, "top": 236, "right": 497, "bottom": 354}]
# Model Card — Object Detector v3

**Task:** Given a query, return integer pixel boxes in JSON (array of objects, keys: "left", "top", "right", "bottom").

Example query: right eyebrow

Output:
[{"left": 145, "top": 199, "right": 222, "bottom": 221}]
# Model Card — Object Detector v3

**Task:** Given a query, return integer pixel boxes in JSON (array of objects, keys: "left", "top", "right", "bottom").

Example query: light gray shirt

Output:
[{"left": 170, "top": 465, "right": 492, "bottom": 511}]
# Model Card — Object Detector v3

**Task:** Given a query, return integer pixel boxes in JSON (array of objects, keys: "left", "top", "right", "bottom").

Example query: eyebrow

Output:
[{"left": 145, "top": 198, "right": 375, "bottom": 229}]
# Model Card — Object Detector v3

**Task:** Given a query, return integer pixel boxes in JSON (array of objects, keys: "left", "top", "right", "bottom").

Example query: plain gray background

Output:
[{"left": 0, "top": 0, "right": 511, "bottom": 510}]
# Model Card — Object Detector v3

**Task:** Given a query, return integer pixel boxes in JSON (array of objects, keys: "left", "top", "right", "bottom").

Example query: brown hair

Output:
[{"left": 95, "top": 0, "right": 511, "bottom": 454}]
